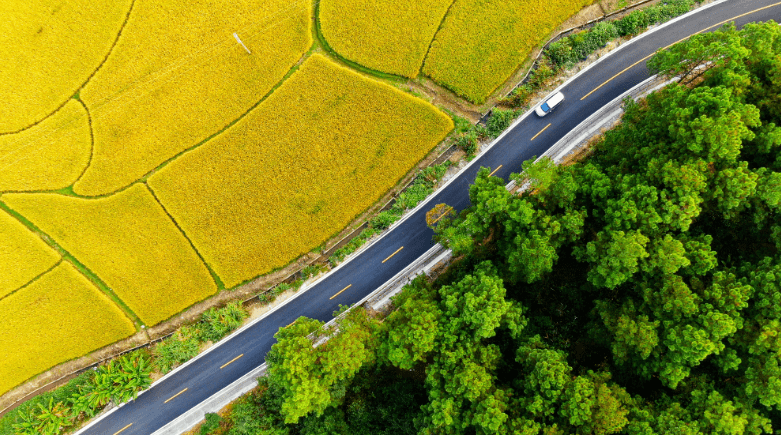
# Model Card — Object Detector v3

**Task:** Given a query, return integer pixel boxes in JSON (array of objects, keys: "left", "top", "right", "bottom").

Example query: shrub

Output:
[
  {"left": 371, "top": 208, "right": 404, "bottom": 230},
  {"left": 456, "top": 131, "right": 479, "bottom": 155},
  {"left": 396, "top": 182, "right": 431, "bottom": 210},
  {"left": 197, "top": 302, "right": 247, "bottom": 342},
  {"left": 153, "top": 329, "right": 200, "bottom": 373},
  {"left": 201, "top": 413, "right": 222, "bottom": 435},
  {"left": 615, "top": 10, "right": 649, "bottom": 36},
  {"left": 546, "top": 40, "right": 575, "bottom": 66},
  {"left": 486, "top": 109, "right": 518, "bottom": 138}
]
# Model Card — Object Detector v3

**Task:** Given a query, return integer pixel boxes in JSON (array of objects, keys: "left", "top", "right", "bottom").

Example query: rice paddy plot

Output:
[
  {"left": 0, "top": 0, "right": 132, "bottom": 132},
  {"left": 2, "top": 184, "right": 219, "bottom": 325},
  {"left": 0, "top": 208, "right": 60, "bottom": 299},
  {"left": 74, "top": 0, "right": 313, "bottom": 196},
  {"left": 148, "top": 54, "right": 453, "bottom": 287},
  {"left": 423, "top": 0, "right": 593, "bottom": 103},
  {"left": 319, "top": 0, "right": 453, "bottom": 77},
  {"left": 0, "top": 261, "right": 135, "bottom": 395},
  {"left": 0, "top": 100, "right": 92, "bottom": 192}
]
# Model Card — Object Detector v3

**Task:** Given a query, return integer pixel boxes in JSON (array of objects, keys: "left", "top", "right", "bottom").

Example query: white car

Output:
[{"left": 535, "top": 92, "right": 565, "bottom": 117}]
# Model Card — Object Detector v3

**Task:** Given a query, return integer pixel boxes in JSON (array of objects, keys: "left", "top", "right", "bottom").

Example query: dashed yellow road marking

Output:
[
  {"left": 164, "top": 388, "right": 188, "bottom": 404},
  {"left": 330, "top": 284, "right": 352, "bottom": 300},
  {"left": 531, "top": 123, "right": 551, "bottom": 141},
  {"left": 113, "top": 423, "right": 133, "bottom": 435},
  {"left": 488, "top": 165, "right": 503, "bottom": 177},
  {"left": 220, "top": 354, "right": 244, "bottom": 369},
  {"left": 382, "top": 246, "right": 404, "bottom": 263}
]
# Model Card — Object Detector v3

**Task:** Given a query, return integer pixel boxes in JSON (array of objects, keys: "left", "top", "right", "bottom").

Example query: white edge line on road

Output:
[{"left": 72, "top": 2, "right": 734, "bottom": 433}]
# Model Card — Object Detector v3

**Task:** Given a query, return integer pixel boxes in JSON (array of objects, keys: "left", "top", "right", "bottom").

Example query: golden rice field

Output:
[
  {"left": 73, "top": 0, "right": 313, "bottom": 196},
  {"left": 0, "top": 0, "right": 131, "bottom": 133},
  {"left": 0, "top": 262, "right": 135, "bottom": 394},
  {"left": 422, "top": 0, "right": 593, "bottom": 103},
  {"left": 2, "top": 184, "right": 218, "bottom": 325},
  {"left": 318, "top": 0, "right": 453, "bottom": 77},
  {"left": 0, "top": 100, "right": 91, "bottom": 191},
  {"left": 148, "top": 54, "right": 453, "bottom": 287},
  {"left": 0, "top": 209, "right": 60, "bottom": 299}
]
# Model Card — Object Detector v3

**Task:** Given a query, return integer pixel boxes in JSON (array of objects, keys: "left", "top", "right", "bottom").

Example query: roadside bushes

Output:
[
  {"left": 154, "top": 302, "right": 247, "bottom": 373},
  {"left": 9, "top": 351, "right": 151, "bottom": 435},
  {"left": 547, "top": 0, "right": 694, "bottom": 67}
]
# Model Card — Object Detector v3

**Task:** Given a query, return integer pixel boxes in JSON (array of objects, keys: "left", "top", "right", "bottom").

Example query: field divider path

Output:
[
  {"left": 312, "top": 0, "right": 409, "bottom": 81},
  {"left": 143, "top": 182, "right": 225, "bottom": 290},
  {"left": 72, "top": 98, "right": 96, "bottom": 186},
  {"left": 419, "top": 0, "right": 458, "bottom": 75}
]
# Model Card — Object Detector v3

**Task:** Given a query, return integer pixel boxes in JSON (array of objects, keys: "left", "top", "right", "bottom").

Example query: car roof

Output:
[{"left": 547, "top": 92, "right": 564, "bottom": 106}]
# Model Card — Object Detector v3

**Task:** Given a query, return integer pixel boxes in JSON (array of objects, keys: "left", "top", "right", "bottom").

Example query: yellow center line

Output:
[
  {"left": 430, "top": 206, "right": 454, "bottom": 225},
  {"left": 580, "top": 1, "right": 781, "bottom": 101},
  {"left": 382, "top": 246, "right": 404, "bottom": 263},
  {"left": 330, "top": 284, "right": 352, "bottom": 300},
  {"left": 531, "top": 123, "right": 551, "bottom": 141},
  {"left": 220, "top": 354, "right": 244, "bottom": 369},
  {"left": 286, "top": 319, "right": 297, "bottom": 328},
  {"left": 488, "top": 165, "right": 503, "bottom": 177},
  {"left": 164, "top": 388, "right": 188, "bottom": 404},
  {"left": 113, "top": 423, "right": 133, "bottom": 435}
]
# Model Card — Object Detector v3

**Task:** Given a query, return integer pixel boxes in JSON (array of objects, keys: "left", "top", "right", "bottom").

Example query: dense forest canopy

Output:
[{"left": 224, "top": 22, "right": 781, "bottom": 435}]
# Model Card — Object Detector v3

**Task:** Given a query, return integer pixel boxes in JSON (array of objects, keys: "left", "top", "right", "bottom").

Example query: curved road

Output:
[{"left": 83, "top": 1, "right": 781, "bottom": 433}]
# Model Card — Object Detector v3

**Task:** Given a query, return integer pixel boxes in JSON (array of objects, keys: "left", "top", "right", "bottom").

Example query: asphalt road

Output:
[{"left": 84, "top": 1, "right": 781, "bottom": 433}]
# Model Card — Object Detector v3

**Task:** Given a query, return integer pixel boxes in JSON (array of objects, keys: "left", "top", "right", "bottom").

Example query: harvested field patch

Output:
[
  {"left": 2, "top": 184, "right": 218, "bottom": 325},
  {"left": 148, "top": 54, "right": 453, "bottom": 287},
  {"left": 0, "top": 261, "right": 135, "bottom": 395},
  {"left": 319, "top": 0, "right": 453, "bottom": 77},
  {"left": 423, "top": 0, "right": 593, "bottom": 103},
  {"left": 74, "top": 0, "right": 312, "bottom": 196},
  {"left": 0, "top": 0, "right": 132, "bottom": 132},
  {"left": 0, "top": 100, "right": 91, "bottom": 191},
  {"left": 0, "top": 209, "right": 60, "bottom": 299}
]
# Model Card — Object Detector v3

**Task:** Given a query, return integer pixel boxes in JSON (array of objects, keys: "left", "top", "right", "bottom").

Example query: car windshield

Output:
[{"left": 540, "top": 102, "right": 550, "bottom": 112}]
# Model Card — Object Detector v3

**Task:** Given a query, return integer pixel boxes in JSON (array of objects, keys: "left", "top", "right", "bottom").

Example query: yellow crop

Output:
[
  {"left": 148, "top": 54, "right": 453, "bottom": 287},
  {"left": 319, "top": 0, "right": 453, "bottom": 77},
  {"left": 423, "top": 0, "right": 593, "bottom": 103},
  {"left": 0, "top": 0, "right": 131, "bottom": 133},
  {"left": 2, "top": 184, "right": 218, "bottom": 325},
  {"left": 0, "top": 262, "right": 135, "bottom": 395},
  {"left": 73, "top": 0, "right": 312, "bottom": 196},
  {"left": 0, "top": 100, "right": 91, "bottom": 191},
  {"left": 0, "top": 209, "right": 60, "bottom": 299}
]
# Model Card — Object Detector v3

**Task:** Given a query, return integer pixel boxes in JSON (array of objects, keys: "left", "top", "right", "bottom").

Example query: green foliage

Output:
[
  {"left": 200, "top": 413, "right": 222, "bottom": 435},
  {"left": 153, "top": 328, "right": 200, "bottom": 373},
  {"left": 266, "top": 309, "right": 379, "bottom": 424},
  {"left": 547, "top": 0, "right": 693, "bottom": 67},
  {"left": 0, "top": 372, "right": 91, "bottom": 435},
  {"left": 486, "top": 108, "right": 517, "bottom": 137},
  {"left": 196, "top": 302, "right": 248, "bottom": 342}
]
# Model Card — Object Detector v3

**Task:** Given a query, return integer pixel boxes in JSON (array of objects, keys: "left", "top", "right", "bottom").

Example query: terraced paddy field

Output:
[{"left": 1, "top": 0, "right": 596, "bottom": 396}]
